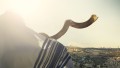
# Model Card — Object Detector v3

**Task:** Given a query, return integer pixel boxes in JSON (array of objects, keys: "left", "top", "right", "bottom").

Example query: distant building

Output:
[{"left": 66, "top": 46, "right": 82, "bottom": 52}]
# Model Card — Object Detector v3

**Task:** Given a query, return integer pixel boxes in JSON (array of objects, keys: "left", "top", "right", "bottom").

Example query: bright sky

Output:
[{"left": 0, "top": 0, "right": 120, "bottom": 48}]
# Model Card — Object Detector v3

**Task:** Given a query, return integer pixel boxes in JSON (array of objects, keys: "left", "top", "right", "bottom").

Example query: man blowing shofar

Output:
[{"left": 0, "top": 11, "right": 98, "bottom": 68}]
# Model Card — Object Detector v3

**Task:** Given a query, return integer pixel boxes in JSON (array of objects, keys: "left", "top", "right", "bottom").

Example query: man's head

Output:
[
  {"left": 0, "top": 11, "right": 37, "bottom": 46},
  {"left": 0, "top": 11, "right": 26, "bottom": 32}
]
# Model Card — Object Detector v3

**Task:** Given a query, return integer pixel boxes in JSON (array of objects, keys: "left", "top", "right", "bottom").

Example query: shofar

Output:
[{"left": 41, "top": 14, "right": 98, "bottom": 40}]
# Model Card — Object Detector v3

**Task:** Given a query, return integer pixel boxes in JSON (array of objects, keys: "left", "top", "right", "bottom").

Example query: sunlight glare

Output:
[{"left": 8, "top": 0, "right": 40, "bottom": 17}]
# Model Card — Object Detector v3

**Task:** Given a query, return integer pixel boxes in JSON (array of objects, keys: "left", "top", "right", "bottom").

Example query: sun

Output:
[{"left": 8, "top": 0, "right": 40, "bottom": 17}]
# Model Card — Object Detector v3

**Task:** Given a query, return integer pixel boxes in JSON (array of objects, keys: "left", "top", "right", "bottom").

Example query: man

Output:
[
  {"left": 0, "top": 11, "right": 98, "bottom": 68},
  {"left": 0, "top": 11, "right": 74, "bottom": 68}
]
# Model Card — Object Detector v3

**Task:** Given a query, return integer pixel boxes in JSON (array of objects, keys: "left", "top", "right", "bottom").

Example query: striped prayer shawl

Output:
[{"left": 34, "top": 38, "right": 71, "bottom": 68}]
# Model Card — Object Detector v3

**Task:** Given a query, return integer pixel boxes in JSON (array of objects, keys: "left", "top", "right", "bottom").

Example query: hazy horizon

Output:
[{"left": 0, "top": 0, "right": 120, "bottom": 48}]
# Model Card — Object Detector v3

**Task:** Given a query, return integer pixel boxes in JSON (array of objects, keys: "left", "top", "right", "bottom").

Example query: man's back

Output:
[
  {"left": 0, "top": 11, "right": 43, "bottom": 68},
  {"left": 0, "top": 11, "right": 73, "bottom": 68}
]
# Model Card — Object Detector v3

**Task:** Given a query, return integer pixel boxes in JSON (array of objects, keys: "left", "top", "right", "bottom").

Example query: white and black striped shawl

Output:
[{"left": 34, "top": 37, "right": 71, "bottom": 68}]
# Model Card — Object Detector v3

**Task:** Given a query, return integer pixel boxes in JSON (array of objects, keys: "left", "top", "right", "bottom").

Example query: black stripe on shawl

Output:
[
  {"left": 33, "top": 38, "right": 48, "bottom": 68},
  {"left": 41, "top": 40, "right": 57, "bottom": 68},
  {"left": 46, "top": 42, "right": 59, "bottom": 68},
  {"left": 50, "top": 43, "right": 64, "bottom": 68},
  {"left": 37, "top": 39, "right": 52, "bottom": 68}
]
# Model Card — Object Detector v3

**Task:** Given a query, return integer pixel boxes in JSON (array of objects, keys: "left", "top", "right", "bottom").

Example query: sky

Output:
[{"left": 0, "top": 0, "right": 120, "bottom": 48}]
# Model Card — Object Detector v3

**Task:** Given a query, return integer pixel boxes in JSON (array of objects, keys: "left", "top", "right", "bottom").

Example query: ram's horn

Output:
[
  {"left": 50, "top": 14, "right": 98, "bottom": 40},
  {"left": 71, "top": 14, "right": 98, "bottom": 28}
]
